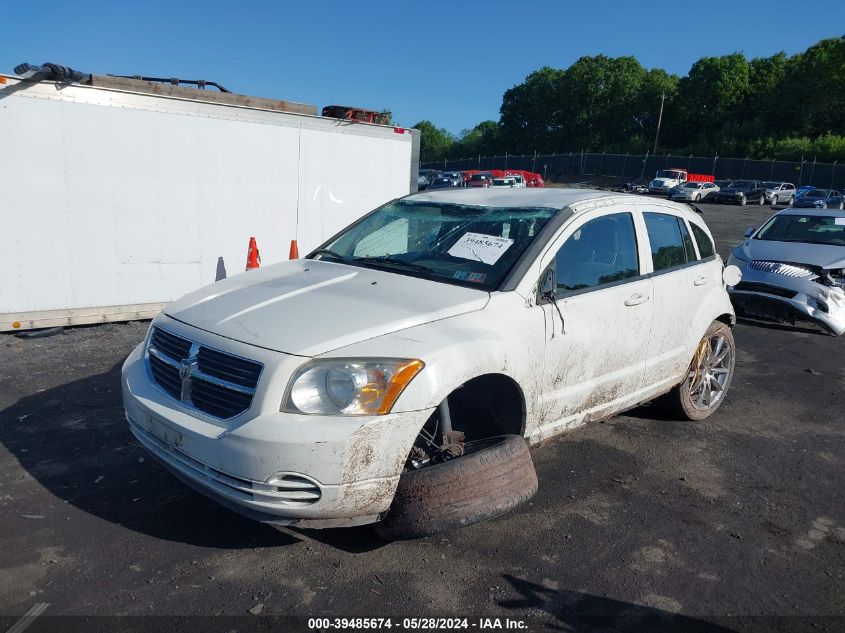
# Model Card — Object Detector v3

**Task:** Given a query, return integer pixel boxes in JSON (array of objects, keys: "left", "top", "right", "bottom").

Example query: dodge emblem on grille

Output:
[{"left": 179, "top": 354, "right": 199, "bottom": 402}]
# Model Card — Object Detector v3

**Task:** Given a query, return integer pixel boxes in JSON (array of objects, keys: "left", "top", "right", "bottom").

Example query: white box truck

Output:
[{"left": 0, "top": 68, "right": 420, "bottom": 331}]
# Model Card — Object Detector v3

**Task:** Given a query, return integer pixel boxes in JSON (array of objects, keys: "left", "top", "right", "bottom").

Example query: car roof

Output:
[{"left": 406, "top": 187, "right": 697, "bottom": 216}]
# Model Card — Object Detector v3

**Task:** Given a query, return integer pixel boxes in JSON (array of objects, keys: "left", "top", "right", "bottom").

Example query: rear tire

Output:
[
  {"left": 375, "top": 435, "right": 538, "bottom": 540},
  {"left": 656, "top": 321, "right": 736, "bottom": 421}
]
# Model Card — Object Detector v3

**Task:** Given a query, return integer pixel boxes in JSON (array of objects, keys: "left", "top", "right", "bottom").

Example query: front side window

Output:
[
  {"left": 643, "top": 212, "right": 690, "bottom": 271},
  {"left": 314, "top": 200, "right": 558, "bottom": 290},
  {"left": 554, "top": 213, "right": 640, "bottom": 295}
]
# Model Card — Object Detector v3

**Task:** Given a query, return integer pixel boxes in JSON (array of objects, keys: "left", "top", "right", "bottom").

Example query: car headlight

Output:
[{"left": 283, "top": 358, "right": 424, "bottom": 415}]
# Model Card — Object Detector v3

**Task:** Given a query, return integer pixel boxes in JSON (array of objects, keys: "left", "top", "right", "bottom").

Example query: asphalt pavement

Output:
[{"left": 0, "top": 201, "right": 842, "bottom": 632}]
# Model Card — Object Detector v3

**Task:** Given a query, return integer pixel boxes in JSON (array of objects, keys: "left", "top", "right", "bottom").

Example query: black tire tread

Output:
[{"left": 375, "top": 435, "right": 538, "bottom": 540}]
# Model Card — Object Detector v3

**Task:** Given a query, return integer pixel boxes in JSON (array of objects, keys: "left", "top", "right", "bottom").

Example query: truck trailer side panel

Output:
[{"left": 0, "top": 76, "right": 419, "bottom": 331}]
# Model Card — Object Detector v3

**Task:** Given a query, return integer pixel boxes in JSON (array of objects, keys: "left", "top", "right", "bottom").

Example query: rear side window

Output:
[
  {"left": 643, "top": 212, "right": 689, "bottom": 271},
  {"left": 678, "top": 219, "right": 697, "bottom": 261},
  {"left": 689, "top": 223, "right": 715, "bottom": 258},
  {"left": 554, "top": 213, "right": 640, "bottom": 295}
]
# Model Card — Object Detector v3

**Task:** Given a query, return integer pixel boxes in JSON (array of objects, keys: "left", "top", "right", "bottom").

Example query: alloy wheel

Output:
[{"left": 687, "top": 333, "right": 734, "bottom": 412}]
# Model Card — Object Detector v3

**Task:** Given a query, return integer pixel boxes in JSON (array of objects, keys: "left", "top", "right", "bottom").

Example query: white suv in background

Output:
[{"left": 122, "top": 189, "right": 740, "bottom": 538}]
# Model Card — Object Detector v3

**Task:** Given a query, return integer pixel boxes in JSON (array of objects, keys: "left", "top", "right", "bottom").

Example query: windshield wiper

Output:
[
  {"left": 310, "top": 249, "right": 349, "bottom": 262},
  {"left": 353, "top": 256, "right": 436, "bottom": 274}
]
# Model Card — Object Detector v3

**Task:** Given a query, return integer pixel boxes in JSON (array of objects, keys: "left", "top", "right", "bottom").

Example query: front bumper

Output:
[
  {"left": 727, "top": 263, "right": 845, "bottom": 335},
  {"left": 121, "top": 318, "right": 434, "bottom": 527}
]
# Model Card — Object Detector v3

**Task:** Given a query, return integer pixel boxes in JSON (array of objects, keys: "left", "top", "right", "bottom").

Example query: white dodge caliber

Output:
[{"left": 122, "top": 189, "right": 740, "bottom": 538}]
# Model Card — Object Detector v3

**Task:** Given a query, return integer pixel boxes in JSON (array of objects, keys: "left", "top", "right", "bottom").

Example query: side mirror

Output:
[
  {"left": 744, "top": 227, "right": 756, "bottom": 238},
  {"left": 539, "top": 268, "right": 556, "bottom": 299},
  {"left": 723, "top": 265, "right": 742, "bottom": 287}
]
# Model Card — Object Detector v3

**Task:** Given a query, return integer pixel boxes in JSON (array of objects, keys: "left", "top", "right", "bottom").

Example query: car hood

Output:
[
  {"left": 164, "top": 260, "right": 490, "bottom": 356},
  {"left": 736, "top": 239, "right": 845, "bottom": 269}
]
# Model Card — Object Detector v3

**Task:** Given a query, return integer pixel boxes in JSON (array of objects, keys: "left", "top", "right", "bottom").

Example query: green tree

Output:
[
  {"left": 412, "top": 120, "right": 455, "bottom": 163},
  {"left": 499, "top": 66, "right": 566, "bottom": 152},
  {"left": 783, "top": 38, "right": 845, "bottom": 137},
  {"left": 453, "top": 120, "right": 502, "bottom": 157},
  {"left": 672, "top": 53, "right": 751, "bottom": 153}
]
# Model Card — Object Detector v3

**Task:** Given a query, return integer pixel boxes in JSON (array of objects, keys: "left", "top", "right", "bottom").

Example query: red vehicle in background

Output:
[
  {"left": 505, "top": 169, "right": 545, "bottom": 187},
  {"left": 457, "top": 169, "right": 544, "bottom": 187},
  {"left": 467, "top": 172, "right": 496, "bottom": 188}
]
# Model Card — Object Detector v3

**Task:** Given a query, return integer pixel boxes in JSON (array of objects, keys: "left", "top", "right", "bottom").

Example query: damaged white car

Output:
[
  {"left": 727, "top": 208, "right": 845, "bottom": 335},
  {"left": 122, "top": 189, "right": 740, "bottom": 538}
]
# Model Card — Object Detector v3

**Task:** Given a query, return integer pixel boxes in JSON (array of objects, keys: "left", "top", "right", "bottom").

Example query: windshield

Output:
[
  {"left": 470, "top": 174, "right": 491, "bottom": 181},
  {"left": 656, "top": 170, "right": 683, "bottom": 179},
  {"left": 682, "top": 182, "right": 702, "bottom": 189},
  {"left": 312, "top": 200, "right": 558, "bottom": 290},
  {"left": 804, "top": 190, "right": 828, "bottom": 199},
  {"left": 755, "top": 214, "right": 845, "bottom": 246},
  {"left": 763, "top": 182, "right": 781, "bottom": 188},
  {"left": 727, "top": 181, "right": 754, "bottom": 190}
]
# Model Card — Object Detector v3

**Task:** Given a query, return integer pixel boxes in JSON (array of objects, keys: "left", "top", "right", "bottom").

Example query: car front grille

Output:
[
  {"left": 749, "top": 260, "right": 814, "bottom": 278},
  {"left": 146, "top": 326, "right": 263, "bottom": 420},
  {"left": 733, "top": 281, "right": 798, "bottom": 299}
]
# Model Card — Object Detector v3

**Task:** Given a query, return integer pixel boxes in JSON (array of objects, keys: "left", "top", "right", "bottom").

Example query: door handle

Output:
[
  {"left": 624, "top": 293, "right": 650, "bottom": 306},
  {"left": 694, "top": 276, "right": 709, "bottom": 286}
]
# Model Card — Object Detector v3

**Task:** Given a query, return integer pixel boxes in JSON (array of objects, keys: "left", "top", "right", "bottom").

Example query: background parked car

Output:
[
  {"left": 715, "top": 180, "right": 767, "bottom": 205},
  {"left": 795, "top": 185, "right": 816, "bottom": 199},
  {"left": 763, "top": 182, "right": 796, "bottom": 206},
  {"left": 715, "top": 180, "right": 732, "bottom": 189},
  {"left": 670, "top": 181, "right": 720, "bottom": 202},
  {"left": 492, "top": 177, "right": 517, "bottom": 187},
  {"left": 417, "top": 169, "right": 442, "bottom": 190},
  {"left": 467, "top": 172, "right": 495, "bottom": 188},
  {"left": 441, "top": 172, "right": 464, "bottom": 187},
  {"left": 428, "top": 176, "right": 458, "bottom": 190},
  {"left": 793, "top": 189, "right": 844, "bottom": 209},
  {"left": 619, "top": 178, "right": 650, "bottom": 194},
  {"left": 727, "top": 208, "right": 845, "bottom": 335}
]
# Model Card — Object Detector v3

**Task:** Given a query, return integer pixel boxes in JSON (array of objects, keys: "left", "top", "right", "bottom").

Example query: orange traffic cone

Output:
[
  {"left": 289, "top": 239, "right": 299, "bottom": 260},
  {"left": 246, "top": 237, "right": 261, "bottom": 270}
]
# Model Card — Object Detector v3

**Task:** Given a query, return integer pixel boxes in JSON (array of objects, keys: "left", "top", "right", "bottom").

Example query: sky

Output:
[{"left": 2, "top": 0, "right": 844, "bottom": 136}]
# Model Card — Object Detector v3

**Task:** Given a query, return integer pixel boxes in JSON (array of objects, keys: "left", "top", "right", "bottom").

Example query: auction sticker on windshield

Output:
[
  {"left": 447, "top": 232, "right": 514, "bottom": 265},
  {"left": 835, "top": 218, "right": 845, "bottom": 225}
]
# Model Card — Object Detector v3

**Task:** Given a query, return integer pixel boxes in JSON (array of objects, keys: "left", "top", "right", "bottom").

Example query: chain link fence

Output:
[{"left": 422, "top": 152, "right": 845, "bottom": 189}]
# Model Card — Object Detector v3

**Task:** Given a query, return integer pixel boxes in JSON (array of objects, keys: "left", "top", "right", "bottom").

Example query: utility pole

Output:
[{"left": 652, "top": 92, "right": 666, "bottom": 155}]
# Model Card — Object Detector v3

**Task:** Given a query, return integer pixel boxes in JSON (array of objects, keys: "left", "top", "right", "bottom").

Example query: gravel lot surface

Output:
[{"left": 1, "top": 202, "right": 843, "bottom": 632}]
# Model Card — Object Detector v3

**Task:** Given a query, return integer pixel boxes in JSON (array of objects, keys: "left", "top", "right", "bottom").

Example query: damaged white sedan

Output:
[
  {"left": 122, "top": 189, "right": 740, "bottom": 538},
  {"left": 727, "top": 208, "right": 845, "bottom": 335}
]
